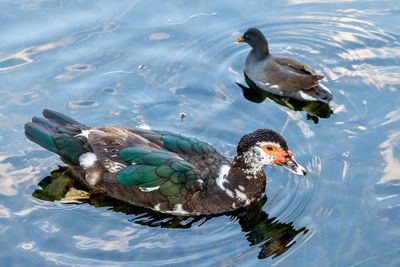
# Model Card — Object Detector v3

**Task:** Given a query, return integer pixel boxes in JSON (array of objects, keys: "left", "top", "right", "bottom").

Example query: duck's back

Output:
[
  {"left": 81, "top": 126, "right": 232, "bottom": 212},
  {"left": 129, "top": 128, "right": 232, "bottom": 179},
  {"left": 24, "top": 109, "right": 232, "bottom": 214}
]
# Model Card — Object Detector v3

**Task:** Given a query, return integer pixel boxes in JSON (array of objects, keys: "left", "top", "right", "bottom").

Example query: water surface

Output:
[{"left": 0, "top": 1, "right": 399, "bottom": 266}]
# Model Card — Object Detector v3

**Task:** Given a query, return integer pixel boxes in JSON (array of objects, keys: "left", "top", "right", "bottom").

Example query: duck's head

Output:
[
  {"left": 235, "top": 28, "right": 269, "bottom": 53},
  {"left": 237, "top": 129, "right": 306, "bottom": 176}
]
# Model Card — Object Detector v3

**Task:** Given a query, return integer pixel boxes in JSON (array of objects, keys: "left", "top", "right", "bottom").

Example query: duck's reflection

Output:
[
  {"left": 33, "top": 166, "right": 308, "bottom": 259},
  {"left": 236, "top": 73, "right": 333, "bottom": 123}
]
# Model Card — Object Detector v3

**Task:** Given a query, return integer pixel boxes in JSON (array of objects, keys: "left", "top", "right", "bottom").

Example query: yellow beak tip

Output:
[{"left": 235, "top": 36, "right": 245, "bottom": 44}]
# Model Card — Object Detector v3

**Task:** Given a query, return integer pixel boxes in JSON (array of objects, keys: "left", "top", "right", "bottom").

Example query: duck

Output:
[
  {"left": 235, "top": 27, "right": 333, "bottom": 102},
  {"left": 25, "top": 109, "right": 306, "bottom": 215}
]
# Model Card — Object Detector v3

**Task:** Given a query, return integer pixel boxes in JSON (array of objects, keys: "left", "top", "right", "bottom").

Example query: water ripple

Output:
[
  {"left": 68, "top": 100, "right": 100, "bottom": 110},
  {"left": 150, "top": 11, "right": 400, "bottom": 263},
  {"left": 1, "top": 3, "right": 400, "bottom": 266}
]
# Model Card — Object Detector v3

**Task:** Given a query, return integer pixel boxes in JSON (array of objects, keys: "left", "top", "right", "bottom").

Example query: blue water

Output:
[{"left": 1, "top": 1, "right": 400, "bottom": 266}]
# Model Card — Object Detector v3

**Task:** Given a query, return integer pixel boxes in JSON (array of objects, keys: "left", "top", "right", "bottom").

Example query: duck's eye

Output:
[
  {"left": 244, "top": 34, "right": 248, "bottom": 39},
  {"left": 262, "top": 145, "right": 278, "bottom": 154}
]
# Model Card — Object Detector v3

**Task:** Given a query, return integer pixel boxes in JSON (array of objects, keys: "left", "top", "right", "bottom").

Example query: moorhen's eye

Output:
[{"left": 244, "top": 34, "right": 248, "bottom": 39}]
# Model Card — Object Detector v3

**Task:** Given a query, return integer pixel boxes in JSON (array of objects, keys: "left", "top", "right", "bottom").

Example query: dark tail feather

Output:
[
  {"left": 25, "top": 110, "right": 89, "bottom": 164},
  {"left": 32, "top": 116, "right": 57, "bottom": 130},
  {"left": 43, "top": 109, "right": 88, "bottom": 130},
  {"left": 25, "top": 122, "right": 58, "bottom": 154}
]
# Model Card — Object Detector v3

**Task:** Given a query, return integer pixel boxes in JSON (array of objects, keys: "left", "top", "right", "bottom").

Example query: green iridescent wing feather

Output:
[
  {"left": 132, "top": 129, "right": 216, "bottom": 157},
  {"left": 116, "top": 147, "right": 202, "bottom": 199},
  {"left": 159, "top": 131, "right": 216, "bottom": 155}
]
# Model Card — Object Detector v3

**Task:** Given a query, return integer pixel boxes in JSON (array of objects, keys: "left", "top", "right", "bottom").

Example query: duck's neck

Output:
[
  {"left": 251, "top": 38, "right": 270, "bottom": 60},
  {"left": 223, "top": 155, "right": 267, "bottom": 201}
]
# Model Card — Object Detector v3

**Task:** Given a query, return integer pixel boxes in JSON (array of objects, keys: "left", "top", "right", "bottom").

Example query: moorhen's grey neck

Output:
[{"left": 237, "top": 28, "right": 270, "bottom": 60}]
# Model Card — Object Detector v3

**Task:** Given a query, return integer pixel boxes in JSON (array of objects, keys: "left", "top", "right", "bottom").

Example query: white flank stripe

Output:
[
  {"left": 319, "top": 83, "right": 332, "bottom": 94},
  {"left": 298, "top": 91, "right": 318, "bottom": 101}
]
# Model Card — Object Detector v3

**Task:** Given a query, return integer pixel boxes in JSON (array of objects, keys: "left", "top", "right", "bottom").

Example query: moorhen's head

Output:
[{"left": 235, "top": 28, "right": 269, "bottom": 52}]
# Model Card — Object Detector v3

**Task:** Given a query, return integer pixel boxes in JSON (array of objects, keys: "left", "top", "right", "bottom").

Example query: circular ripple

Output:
[
  {"left": 68, "top": 100, "right": 100, "bottom": 109},
  {"left": 154, "top": 11, "right": 400, "bottom": 262},
  {"left": 148, "top": 32, "right": 171, "bottom": 41},
  {"left": 66, "top": 64, "right": 93, "bottom": 72},
  {"left": 101, "top": 87, "right": 119, "bottom": 95},
  {"left": 15, "top": 7, "right": 400, "bottom": 267}
]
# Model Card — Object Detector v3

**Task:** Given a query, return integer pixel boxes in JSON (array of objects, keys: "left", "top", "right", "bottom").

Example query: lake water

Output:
[{"left": 1, "top": 0, "right": 400, "bottom": 266}]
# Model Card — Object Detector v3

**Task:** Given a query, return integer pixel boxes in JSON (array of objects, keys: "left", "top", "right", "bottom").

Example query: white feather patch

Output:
[
  {"left": 103, "top": 159, "right": 126, "bottom": 173},
  {"left": 75, "top": 129, "right": 91, "bottom": 139},
  {"left": 79, "top": 152, "right": 97, "bottom": 169},
  {"left": 235, "top": 189, "right": 248, "bottom": 202},
  {"left": 139, "top": 186, "right": 160, "bottom": 192},
  {"left": 86, "top": 170, "right": 102, "bottom": 186},
  {"left": 173, "top": 204, "right": 189, "bottom": 215},
  {"left": 245, "top": 198, "right": 253, "bottom": 206},
  {"left": 242, "top": 142, "right": 277, "bottom": 175},
  {"left": 216, "top": 165, "right": 234, "bottom": 198},
  {"left": 161, "top": 204, "right": 191, "bottom": 215}
]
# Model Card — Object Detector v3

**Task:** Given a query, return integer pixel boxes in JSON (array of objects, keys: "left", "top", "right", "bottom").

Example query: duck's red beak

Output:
[
  {"left": 280, "top": 156, "right": 307, "bottom": 176},
  {"left": 274, "top": 150, "right": 307, "bottom": 176}
]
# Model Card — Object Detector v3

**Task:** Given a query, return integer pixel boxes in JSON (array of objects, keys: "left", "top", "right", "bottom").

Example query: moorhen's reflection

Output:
[
  {"left": 236, "top": 73, "right": 333, "bottom": 124},
  {"left": 33, "top": 167, "right": 308, "bottom": 259}
]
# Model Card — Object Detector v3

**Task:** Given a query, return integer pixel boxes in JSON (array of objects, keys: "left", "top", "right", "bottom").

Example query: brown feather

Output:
[{"left": 265, "top": 57, "right": 324, "bottom": 90}]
